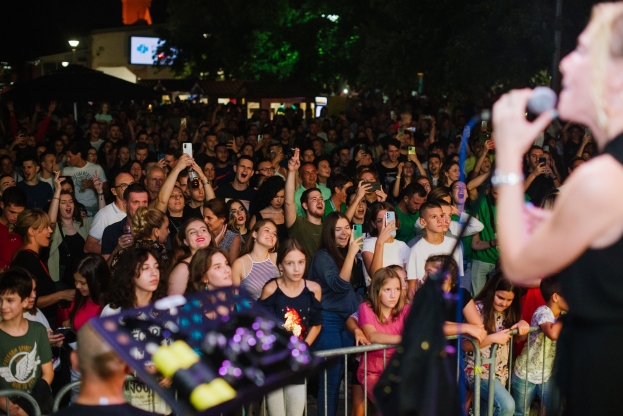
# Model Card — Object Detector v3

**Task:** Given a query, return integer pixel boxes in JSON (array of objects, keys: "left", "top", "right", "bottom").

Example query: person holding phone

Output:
[
  {"left": 523, "top": 146, "right": 556, "bottom": 206},
  {"left": 362, "top": 202, "right": 410, "bottom": 286}
]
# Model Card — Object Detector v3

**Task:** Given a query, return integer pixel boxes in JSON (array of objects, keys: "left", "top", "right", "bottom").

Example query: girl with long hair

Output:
[
  {"left": 12, "top": 209, "right": 75, "bottom": 327},
  {"left": 308, "top": 212, "right": 363, "bottom": 416},
  {"left": 101, "top": 246, "right": 168, "bottom": 315},
  {"left": 203, "top": 198, "right": 241, "bottom": 264},
  {"left": 249, "top": 176, "right": 288, "bottom": 242},
  {"left": 65, "top": 254, "right": 109, "bottom": 332},
  {"left": 227, "top": 199, "right": 250, "bottom": 243},
  {"left": 463, "top": 272, "right": 529, "bottom": 416},
  {"left": 259, "top": 239, "right": 322, "bottom": 416},
  {"left": 168, "top": 218, "right": 214, "bottom": 295},
  {"left": 185, "top": 247, "right": 233, "bottom": 294},
  {"left": 440, "top": 161, "right": 460, "bottom": 188},
  {"left": 231, "top": 220, "right": 278, "bottom": 300},
  {"left": 357, "top": 266, "right": 410, "bottom": 400},
  {"left": 48, "top": 173, "right": 95, "bottom": 287},
  {"left": 109, "top": 207, "right": 170, "bottom": 274}
]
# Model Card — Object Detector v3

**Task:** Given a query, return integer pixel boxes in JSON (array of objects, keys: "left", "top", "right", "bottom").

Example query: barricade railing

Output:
[
  {"left": 0, "top": 389, "right": 41, "bottom": 416},
  {"left": 6, "top": 326, "right": 545, "bottom": 416}
]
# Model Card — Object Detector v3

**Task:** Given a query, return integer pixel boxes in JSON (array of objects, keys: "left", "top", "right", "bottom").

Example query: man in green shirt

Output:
[
  {"left": 394, "top": 182, "right": 427, "bottom": 243},
  {"left": 285, "top": 150, "right": 324, "bottom": 261},
  {"left": 323, "top": 174, "right": 352, "bottom": 218}
]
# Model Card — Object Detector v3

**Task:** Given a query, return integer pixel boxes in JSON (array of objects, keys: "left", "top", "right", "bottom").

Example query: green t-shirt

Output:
[
  {"left": 472, "top": 195, "right": 498, "bottom": 264},
  {"left": 0, "top": 320, "right": 52, "bottom": 392},
  {"left": 395, "top": 205, "right": 420, "bottom": 243},
  {"left": 294, "top": 185, "right": 331, "bottom": 218},
  {"left": 287, "top": 216, "right": 323, "bottom": 261},
  {"left": 323, "top": 198, "right": 347, "bottom": 218}
]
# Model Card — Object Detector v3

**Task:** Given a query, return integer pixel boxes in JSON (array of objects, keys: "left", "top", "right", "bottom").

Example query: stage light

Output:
[
  {"left": 61, "top": 62, "right": 69, "bottom": 67},
  {"left": 68, "top": 40, "right": 80, "bottom": 48}
]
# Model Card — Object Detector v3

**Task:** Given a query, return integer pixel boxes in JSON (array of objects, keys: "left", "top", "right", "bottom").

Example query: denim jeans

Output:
[
  {"left": 472, "top": 378, "right": 515, "bottom": 416},
  {"left": 314, "top": 311, "right": 354, "bottom": 416},
  {"left": 511, "top": 373, "right": 560, "bottom": 416}
]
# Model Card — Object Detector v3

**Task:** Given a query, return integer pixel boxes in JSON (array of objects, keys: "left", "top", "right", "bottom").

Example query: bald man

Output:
[{"left": 51, "top": 323, "right": 158, "bottom": 415}]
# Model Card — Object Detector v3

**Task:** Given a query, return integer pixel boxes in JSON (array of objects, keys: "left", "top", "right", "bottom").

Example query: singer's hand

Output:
[{"left": 492, "top": 89, "right": 555, "bottom": 160}]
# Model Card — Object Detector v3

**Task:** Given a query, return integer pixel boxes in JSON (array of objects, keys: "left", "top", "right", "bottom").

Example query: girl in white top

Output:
[
  {"left": 167, "top": 219, "right": 214, "bottom": 296},
  {"left": 231, "top": 220, "right": 279, "bottom": 300},
  {"left": 362, "top": 202, "right": 410, "bottom": 286}
]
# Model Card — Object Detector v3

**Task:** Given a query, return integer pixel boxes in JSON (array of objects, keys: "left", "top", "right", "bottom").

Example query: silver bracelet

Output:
[{"left": 491, "top": 170, "right": 524, "bottom": 187}]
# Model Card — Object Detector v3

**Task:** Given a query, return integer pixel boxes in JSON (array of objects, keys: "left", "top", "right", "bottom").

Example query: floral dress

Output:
[{"left": 464, "top": 302, "right": 511, "bottom": 386}]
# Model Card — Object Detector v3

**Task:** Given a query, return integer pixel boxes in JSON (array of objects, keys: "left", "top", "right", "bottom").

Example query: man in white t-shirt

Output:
[
  {"left": 62, "top": 143, "right": 108, "bottom": 216},
  {"left": 406, "top": 201, "right": 463, "bottom": 300},
  {"left": 86, "top": 121, "right": 105, "bottom": 151},
  {"left": 84, "top": 172, "right": 132, "bottom": 254}
]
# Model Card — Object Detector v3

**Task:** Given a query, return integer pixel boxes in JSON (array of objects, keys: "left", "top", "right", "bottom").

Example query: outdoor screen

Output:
[{"left": 129, "top": 36, "right": 162, "bottom": 65}]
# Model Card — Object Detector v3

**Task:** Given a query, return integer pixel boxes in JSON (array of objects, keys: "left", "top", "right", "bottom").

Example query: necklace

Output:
[
  {"left": 264, "top": 207, "right": 283, "bottom": 214},
  {"left": 169, "top": 215, "right": 182, "bottom": 232}
]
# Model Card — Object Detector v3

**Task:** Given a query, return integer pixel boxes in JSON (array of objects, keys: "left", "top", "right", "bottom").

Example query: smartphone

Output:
[
  {"left": 157, "top": 152, "right": 165, "bottom": 161},
  {"left": 539, "top": 156, "right": 547, "bottom": 166},
  {"left": 352, "top": 224, "right": 362, "bottom": 241},
  {"left": 181, "top": 117, "right": 187, "bottom": 125},
  {"left": 363, "top": 181, "right": 381, "bottom": 192},
  {"left": 385, "top": 211, "right": 396, "bottom": 237},
  {"left": 390, "top": 111, "right": 395, "bottom": 121},
  {"left": 356, "top": 144, "right": 366, "bottom": 153},
  {"left": 123, "top": 225, "right": 132, "bottom": 235},
  {"left": 407, "top": 127, "right": 416, "bottom": 132},
  {"left": 423, "top": 115, "right": 432, "bottom": 120},
  {"left": 183, "top": 142, "right": 193, "bottom": 158},
  {"left": 481, "top": 120, "right": 488, "bottom": 131},
  {"left": 408, "top": 146, "right": 416, "bottom": 155},
  {"left": 585, "top": 127, "right": 592, "bottom": 138},
  {"left": 54, "top": 327, "right": 71, "bottom": 336},
  {"left": 258, "top": 134, "right": 264, "bottom": 142}
]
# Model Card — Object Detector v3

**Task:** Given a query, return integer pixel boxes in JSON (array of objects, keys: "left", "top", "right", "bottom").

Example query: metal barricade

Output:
[{"left": 0, "top": 390, "right": 41, "bottom": 416}]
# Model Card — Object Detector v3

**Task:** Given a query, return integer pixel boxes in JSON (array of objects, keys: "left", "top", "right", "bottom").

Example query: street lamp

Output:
[{"left": 68, "top": 40, "right": 79, "bottom": 64}]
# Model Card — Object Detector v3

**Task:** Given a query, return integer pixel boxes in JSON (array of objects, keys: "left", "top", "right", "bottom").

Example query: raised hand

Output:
[
  {"left": 288, "top": 148, "right": 300, "bottom": 172},
  {"left": 92, "top": 171, "right": 103, "bottom": 194},
  {"left": 53, "top": 170, "right": 65, "bottom": 191}
]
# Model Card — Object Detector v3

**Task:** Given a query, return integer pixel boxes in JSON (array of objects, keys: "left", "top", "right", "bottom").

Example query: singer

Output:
[{"left": 492, "top": 3, "right": 623, "bottom": 415}]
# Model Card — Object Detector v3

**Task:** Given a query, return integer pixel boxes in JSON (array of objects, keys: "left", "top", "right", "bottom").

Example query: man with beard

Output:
[
  {"left": 394, "top": 183, "right": 427, "bottom": 243},
  {"left": 214, "top": 143, "right": 235, "bottom": 184},
  {"left": 215, "top": 156, "right": 256, "bottom": 212},
  {"left": 17, "top": 156, "right": 53, "bottom": 209},
  {"left": 294, "top": 161, "right": 331, "bottom": 218},
  {"left": 285, "top": 149, "right": 325, "bottom": 261}
]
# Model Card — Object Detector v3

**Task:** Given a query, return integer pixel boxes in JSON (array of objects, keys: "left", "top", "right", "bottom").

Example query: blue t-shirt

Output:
[{"left": 17, "top": 181, "right": 53, "bottom": 210}]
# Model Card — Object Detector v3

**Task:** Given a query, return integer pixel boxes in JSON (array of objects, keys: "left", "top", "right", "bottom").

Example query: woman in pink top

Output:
[
  {"left": 357, "top": 266, "right": 410, "bottom": 400},
  {"left": 63, "top": 254, "right": 109, "bottom": 332}
]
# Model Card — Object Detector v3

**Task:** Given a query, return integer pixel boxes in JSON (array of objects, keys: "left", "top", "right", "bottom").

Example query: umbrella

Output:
[{"left": 2, "top": 64, "right": 154, "bottom": 106}]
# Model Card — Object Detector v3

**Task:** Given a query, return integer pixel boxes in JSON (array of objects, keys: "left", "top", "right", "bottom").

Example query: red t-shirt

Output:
[
  {"left": 0, "top": 222, "right": 22, "bottom": 269},
  {"left": 72, "top": 298, "right": 102, "bottom": 332},
  {"left": 514, "top": 287, "right": 546, "bottom": 357}
]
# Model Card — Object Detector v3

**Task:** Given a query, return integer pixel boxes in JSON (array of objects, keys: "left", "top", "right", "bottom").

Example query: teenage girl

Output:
[
  {"left": 463, "top": 272, "right": 530, "bottom": 416},
  {"left": 168, "top": 219, "right": 214, "bottom": 295},
  {"left": 357, "top": 266, "right": 410, "bottom": 400},
  {"left": 259, "top": 239, "right": 323, "bottom": 416},
  {"left": 231, "top": 219, "right": 279, "bottom": 300}
]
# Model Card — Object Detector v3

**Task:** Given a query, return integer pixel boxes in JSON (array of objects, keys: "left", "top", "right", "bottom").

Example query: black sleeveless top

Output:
[{"left": 558, "top": 133, "right": 623, "bottom": 324}]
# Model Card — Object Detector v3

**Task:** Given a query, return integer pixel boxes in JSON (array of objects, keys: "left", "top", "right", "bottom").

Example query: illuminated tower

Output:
[{"left": 122, "top": 0, "right": 152, "bottom": 25}]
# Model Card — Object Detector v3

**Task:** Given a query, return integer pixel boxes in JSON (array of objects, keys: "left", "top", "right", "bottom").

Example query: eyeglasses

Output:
[
  {"left": 115, "top": 182, "right": 136, "bottom": 189},
  {"left": 259, "top": 167, "right": 276, "bottom": 173}
]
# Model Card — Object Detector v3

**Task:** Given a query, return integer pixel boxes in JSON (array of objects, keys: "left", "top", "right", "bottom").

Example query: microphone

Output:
[{"left": 527, "top": 86, "right": 557, "bottom": 115}]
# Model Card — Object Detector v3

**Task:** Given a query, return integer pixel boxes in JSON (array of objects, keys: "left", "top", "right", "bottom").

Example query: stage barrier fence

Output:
[{"left": 0, "top": 327, "right": 545, "bottom": 416}]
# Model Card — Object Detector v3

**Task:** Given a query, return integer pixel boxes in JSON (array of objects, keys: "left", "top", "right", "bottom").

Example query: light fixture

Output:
[
  {"left": 343, "top": 89, "right": 348, "bottom": 94},
  {"left": 68, "top": 40, "right": 80, "bottom": 48},
  {"left": 61, "top": 62, "right": 69, "bottom": 67}
]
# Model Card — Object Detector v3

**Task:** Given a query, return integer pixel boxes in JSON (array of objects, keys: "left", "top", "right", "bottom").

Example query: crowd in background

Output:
[{"left": 0, "top": 94, "right": 588, "bottom": 416}]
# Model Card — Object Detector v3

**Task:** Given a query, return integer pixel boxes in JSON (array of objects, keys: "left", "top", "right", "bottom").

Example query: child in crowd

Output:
[
  {"left": 186, "top": 247, "right": 233, "bottom": 293},
  {"left": 511, "top": 275, "right": 567, "bottom": 416},
  {"left": 259, "top": 239, "right": 323, "bottom": 416},
  {"left": 0, "top": 268, "right": 54, "bottom": 415},
  {"left": 357, "top": 266, "right": 410, "bottom": 400},
  {"left": 463, "top": 272, "right": 530, "bottom": 416},
  {"left": 407, "top": 201, "right": 463, "bottom": 300}
]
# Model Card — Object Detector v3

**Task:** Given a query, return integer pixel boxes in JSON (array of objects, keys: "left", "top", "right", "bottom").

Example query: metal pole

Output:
[{"left": 551, "top": 0, "right": 563, "bottom": 91}]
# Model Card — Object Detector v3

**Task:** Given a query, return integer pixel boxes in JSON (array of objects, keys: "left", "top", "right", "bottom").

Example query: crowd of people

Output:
[{"left": 0, "top": 95, "right": 587, "bottom": 416}]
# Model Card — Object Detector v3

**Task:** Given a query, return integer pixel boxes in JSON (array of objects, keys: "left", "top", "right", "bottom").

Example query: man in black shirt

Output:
[
  {"left": 51, "top": 323, "right": 158, "bottom": 416},
  {"left": 215, "top": 156, "right": 256, "bottom": 211}
]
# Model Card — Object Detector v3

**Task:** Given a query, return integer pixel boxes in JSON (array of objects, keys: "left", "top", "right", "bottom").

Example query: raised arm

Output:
[
  {"left": 473, "top": 140, "right": 493, "bottom": 175},
  {"left": 48, "top": 172, "right": 65, "bottom": 229},
  {"left": 408, "top": 153, "right": 427, "bottom": 178},
  {"left": 285, "top": 148, "right": 300, "bottom": 228},
  {"left": 345, "top": 181, "right": 369, "bottom": 222},
  {"left": 154, "top": 154, "right": 192, "bottom": 212},
  {"left": 393, "top": 163, "right": 404, "bottom": 198},
  {"left": 191, "top": 161, "right": 216, "bottom": 201}
]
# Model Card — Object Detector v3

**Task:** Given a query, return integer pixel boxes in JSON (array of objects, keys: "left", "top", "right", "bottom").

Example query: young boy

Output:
[
  {"left": 511, "top": 274, "right": 568, "bottom": 416},
  {"left": 406, "top": 201, "right": 463, "bottom": 300},
  {"left": 0, "top": 268, "right": 54, "bottom": 415}
]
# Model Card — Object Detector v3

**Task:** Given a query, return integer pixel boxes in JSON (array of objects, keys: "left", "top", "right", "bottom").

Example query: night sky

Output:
[{"left": 0, "top": 0, "right": 168, "bottom": 62}]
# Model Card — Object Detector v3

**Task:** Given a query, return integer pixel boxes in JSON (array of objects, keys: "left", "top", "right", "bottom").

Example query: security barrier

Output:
[
  {"left": 0, "top": 390, "right": 41, "bottom": 416},
  {"left": 0, "top": 327, "right": 546, "bottom": 416}
]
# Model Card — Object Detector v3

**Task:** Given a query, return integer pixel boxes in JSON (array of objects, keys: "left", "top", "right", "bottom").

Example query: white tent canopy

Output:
[{"left": 95, "top": 66, "right": 137, "bottom": 84}]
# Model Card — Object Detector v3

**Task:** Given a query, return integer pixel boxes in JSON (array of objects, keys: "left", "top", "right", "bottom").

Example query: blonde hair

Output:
[
  {"left": 132, "top": 207, "right": 166, "bottom": 240},
  {"left": 14, "top": 209, "right": 50, "bottom": 244},
  {"left": 587, "top": 3, "right": 623, "bottom": 133},
  {"left": 367, "top": 267, "right": 406, "bottom": 324}
]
